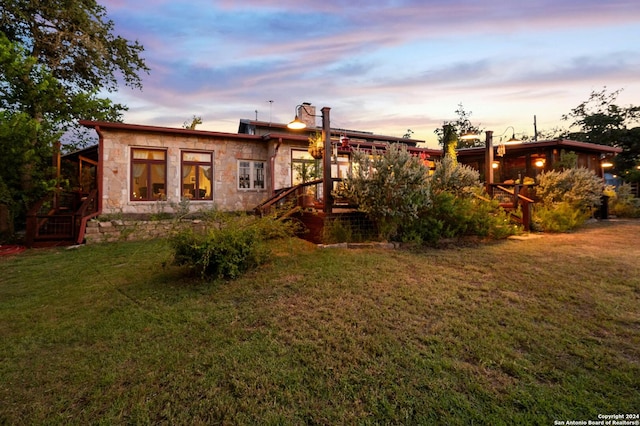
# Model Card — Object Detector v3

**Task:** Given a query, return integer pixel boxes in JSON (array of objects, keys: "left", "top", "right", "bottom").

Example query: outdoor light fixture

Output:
[
  {"left": 459, "top": 127, "right": 521, "bottom": 194},
  {"left": 535, "top": 159, "right": 546, "bottom": 168},
  {"left": 287, "top": 104, "right": 333, "bottom": 214},
  {"left": 502, "top": 126, "right": 521, "bottom": 145},
  {"left": 601, "top": 160, "right": 614, "bottom": 168},
  {"left": 287, "top": 115, "right": 307, "bottom": 130}
]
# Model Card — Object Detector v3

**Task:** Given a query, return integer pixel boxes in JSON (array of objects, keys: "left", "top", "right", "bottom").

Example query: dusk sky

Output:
[{"left": 105, "top": 0, "right": 640, "bottom": 147}]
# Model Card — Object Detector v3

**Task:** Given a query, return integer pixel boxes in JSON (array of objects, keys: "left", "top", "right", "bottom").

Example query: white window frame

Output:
[{"left": 237, "top": 160, "right": 266, "bottom": 190}]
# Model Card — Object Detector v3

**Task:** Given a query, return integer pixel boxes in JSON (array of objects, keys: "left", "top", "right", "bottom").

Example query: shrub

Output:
[
  {"left": 403, "top": 190, "right": 517, "bottom": 245},
  {"left": 536, "top": 168, "right": 602, "bottom": 211},
  {"left": 169, "top": 212, "right": 296, "bottom": 280},
  {"left": 430, "top": 155, "right": 481, "bottom": 196},
  {"left": 609, "top": 184, "right": 640, "bottom": 218},
  {"left": 337, "top": 143, "right": 431, "bottom": 240},
  {"left": 534, "top": 168, "right": 603, "bottom": 231},
  {"left": 533, "top": 202, "right": 591, "bottom": 233}
]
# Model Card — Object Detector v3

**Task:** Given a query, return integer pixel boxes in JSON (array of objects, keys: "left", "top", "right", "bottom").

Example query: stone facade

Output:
[
  {"left": 99, "top": 126, "right": 285, "bottom": 215},
  {"left": 84, "top": 218, "right": 208, "bottom": 244}
]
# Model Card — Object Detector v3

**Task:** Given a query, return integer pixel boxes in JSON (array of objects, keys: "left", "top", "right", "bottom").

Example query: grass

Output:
[{"left": 1, "top": 220, "right": 639, "bottom": 425}]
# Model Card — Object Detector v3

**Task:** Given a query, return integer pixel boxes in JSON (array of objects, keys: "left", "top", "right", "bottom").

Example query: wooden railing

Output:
[
  {"left": 491, "top": 184, "right": 535, "bottom": 231},
  {"left": 25, "top": 189, "right": 99, "bottom": 247},
  {"left": 254, "top": 179, "right": 323, "bottom": 217}
]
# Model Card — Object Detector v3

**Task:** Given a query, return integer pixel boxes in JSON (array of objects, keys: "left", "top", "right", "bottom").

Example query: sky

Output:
[{"left": 104, "top": 0, "right": 640, "bottom": 148}]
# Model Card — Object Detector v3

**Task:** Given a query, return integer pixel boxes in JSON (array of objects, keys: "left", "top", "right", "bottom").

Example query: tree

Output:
[
  {"left": 183, "top": 115, "right": 203, "bottom": 130},
  {"left": 561, "top": 87, "right": 640, "bottom": 178},
  {"left": 0, "top": 0, "right": 148, "bottom": 235},
  {"left": 441, "top": 124, "right": 458, "bottom": 163},
  {"left": 561, "top": 87, "right": 640, "bottom": 146},
  {"left": 434, "top": 103, "right": 482, "bottom": 148}
]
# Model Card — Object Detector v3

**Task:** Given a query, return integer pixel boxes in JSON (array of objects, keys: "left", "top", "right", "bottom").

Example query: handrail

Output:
[
  {"left": 255, "top": 179, "right": 323, "bottom": 216},
  {"left": 25, "top": 189, "right": 101, "bottom": 247},
  {"left": 74, "top": 189, "right": 100, "bottom": 244},
  {"left": 255, "top": 177, "right": 352, "bottom": 217},
  {"left": 495, "top": 185, "right": 533, "bottom": 231}
]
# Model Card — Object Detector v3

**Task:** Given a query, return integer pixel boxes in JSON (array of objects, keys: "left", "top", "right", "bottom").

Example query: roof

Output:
[
  {"left": 456, "top": 139, "right": 623, "bottom": 157},
  {"left": 61, "top": 144, "right": 99, "bottom": 162},
  {"left": 238, "top": 118, "right": 427, "bottom": 147},
  {"left": 79, "top": 120, "right": 440, "bottom": 156},
  {"left": 80, "top": 120, "right": 264, "bottom": 142}
]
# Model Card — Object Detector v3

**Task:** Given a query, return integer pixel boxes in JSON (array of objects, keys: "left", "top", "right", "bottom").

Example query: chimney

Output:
[{"left": 299, "top": 102, "right": 316, "bottom": 128}]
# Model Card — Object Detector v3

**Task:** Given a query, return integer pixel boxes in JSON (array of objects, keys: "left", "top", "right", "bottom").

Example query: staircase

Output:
[
  {"left": 255, "top": 179, "right": 360, "bottom": 243},
  {"left": 25, "top": 189, "right": 100, "bottom": 247}
]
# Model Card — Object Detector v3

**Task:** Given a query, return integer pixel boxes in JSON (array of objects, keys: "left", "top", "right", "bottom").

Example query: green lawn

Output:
[{"left": 1, "top": 220, "right": 639, "bottom": 425}]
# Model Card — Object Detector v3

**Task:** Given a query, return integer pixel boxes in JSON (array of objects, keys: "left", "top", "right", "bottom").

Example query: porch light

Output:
[
  {"left": 535, "top": 159, "right": 545, "bottom": 168},
  {"left": 460, "top": 131, "right": 480, "bottom": 141},
  {"left": 492, "top": 161, "right": 500, "bottom": 169},
  {"left": 287, "top": 104, "right": 333, "bottom": 214},
  {"left": 502, "top": 126, "right": 521, "bottom": 145},
  {"left": 287, "top": 115, "right": 306, "bottom": 130}
]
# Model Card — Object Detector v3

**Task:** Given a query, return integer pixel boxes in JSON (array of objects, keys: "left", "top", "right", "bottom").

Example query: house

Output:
[
  {"left": 24, "top": 106, "right": 438, "bottom": 245},
  {"left": 456, "top": 138, "right": 622, "bottom": 185},
  {"left": 74, "top": 104, "right": 439, "bottom": 217},
  {"left": 28, "top": 104, "right": 623, "bottom": 246}
]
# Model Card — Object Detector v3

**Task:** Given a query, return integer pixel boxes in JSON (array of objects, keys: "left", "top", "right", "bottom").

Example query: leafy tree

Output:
[
  {"left": 561, "top": 88, "right": 640, "bottom": 178},
  {"left": 435, "top": 103, "right": 482, "bottom": 148},
  {"left": 562, "top": 88, "right": 640, "bottom": 146},
  {"left": 0, "top": 0, "right": 148, "bottom": 234}
]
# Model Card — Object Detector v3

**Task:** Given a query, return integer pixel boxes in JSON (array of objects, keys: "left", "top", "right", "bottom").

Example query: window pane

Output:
[
  {"left": 292, "top": 149, "right": 314, "bottom": 160},
  {"left": 133, "top": 149, "right": 165, "bottom": 160},
  {"left": 151, "top": 164, "right": 166, "bottom": 199},
  {"left": 132, "top": 164, "right": 148, "bottom": 199},
  {"left": 197, "top": 166, "right": 212, "bottom": 199},
  {"left": 150, "top": 150, "right": 166, "bottom": 160},
  {"left": 239, "top": 161, "right": 250, "bottom": 188},
  {"left": 183, "top": 152, "right": 211, "bottom": 162},
  {"left": 254, "top": 162, "right": 264, "bottom": 189}
]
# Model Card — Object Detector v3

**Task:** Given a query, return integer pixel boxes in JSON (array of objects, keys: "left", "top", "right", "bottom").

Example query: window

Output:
[
  {"left": 291, "top": 149, "right": 320, "bottom": 185},
  {"left": 238, "top": 160, "right": 265, "bottom": 190},
  {"left": 131, "top": 148, "right": 166, "bottom": 201},
  {"left": 181, "top": 151, "right": 213, "bottom": 200}
]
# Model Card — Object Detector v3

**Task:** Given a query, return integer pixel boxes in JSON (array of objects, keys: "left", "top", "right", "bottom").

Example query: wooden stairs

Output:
[{"left": 25, "top": 189, "right": 100, "bottom": 247}]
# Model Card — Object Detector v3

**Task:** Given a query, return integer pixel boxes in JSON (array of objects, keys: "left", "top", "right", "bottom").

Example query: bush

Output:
[
  {"left": 337, "top": 143, "right": 431, "bottom": 240},
  {"left": 534, "top": 168, "right": 603, "bottom": 231},
  {"left": 609, "top": 184, "right": 640, "bottom": 218},
  {"left": 169, "top": 212, "right": 296, "bottom": 279},
  {"left": 430, "top": 155, "right": 481, "bottom": 196},
  {"left": 536, "top": 168, "right": 602, "bottom": 211},
  {"left": 402, "top": 190, "right": 517, "bottom": 244},
  {"left": 533, "top": 202, "right": 591, "bottom": 233}
]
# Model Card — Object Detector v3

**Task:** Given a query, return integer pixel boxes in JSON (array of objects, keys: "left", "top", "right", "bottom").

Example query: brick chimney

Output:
[{"left": 298, "top": 102, "right": 316, "bottom": 128}]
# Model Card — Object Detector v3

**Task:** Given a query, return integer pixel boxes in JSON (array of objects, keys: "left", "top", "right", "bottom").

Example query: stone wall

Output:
[
  {"left": 83, "top": 218, "right": 206, "bottom": 244},
  {"left": 100, "top": 128, "right": 273, "bottom": 215}
]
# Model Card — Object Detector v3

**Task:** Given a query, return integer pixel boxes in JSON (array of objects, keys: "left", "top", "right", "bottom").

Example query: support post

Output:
[
  {"left": 321, "top": 107, "right": 332, "bottom": 214},
  {"left": 485, "top": 130, "right": 494, "bottom": 196}
]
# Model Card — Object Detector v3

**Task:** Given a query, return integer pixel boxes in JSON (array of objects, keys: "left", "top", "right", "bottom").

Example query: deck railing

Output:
[
  {"left": 490, "top": 184, "right": 535, "bottom": 231},
  {"left": 25, "top": 189, "right": 99, "bottom": 247}
]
